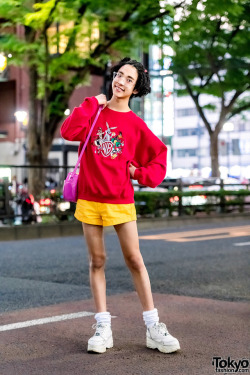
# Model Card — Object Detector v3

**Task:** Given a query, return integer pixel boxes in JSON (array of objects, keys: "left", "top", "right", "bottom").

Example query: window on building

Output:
[
  {"left": 0, "top": 131, "right": 8, "bottom": 138},
  {"left": 177, "top": 129, "right": 189, "bottom": 136},
  {"left": 176, "top": 108, "right": 197, "bottom": 117},
  {"left": 236, "top": 123, "right": 245, "bottom": 131},
  {"left": 240, "top": 139, "right": 250, "bottom": 154},
  {"left": 219, "top": 140, "right": 227, "bottom": 156},
  {"left": 0, "top": 80, "right": 16, "bottom": 123},
  {"left": 177, "top": 128, "right": 204, "bottom": 136},
  {"left": 232, "top": 139, "right": 241, "bottom": 155},
  {"left": 177, "top": 149, "right": 197, "bottom": 157}
]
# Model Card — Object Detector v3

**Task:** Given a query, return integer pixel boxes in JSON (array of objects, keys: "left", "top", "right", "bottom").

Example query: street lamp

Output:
[
  {"left": 0, "top": 52, "right": 8, "bottom": 81},
  {"left": 0, "top": 53, "right": 7, "bottom": 73},
  {"left": 14, "top": 111, "right": 28, "bottom": 129},
  {"left": 223, "top": 122, "right": 234, "bottom": 176},
  {"left": 13, "top": 111, "right": 28, "bottom": 158},
  {"left": 14, "top": 111, "right": 28, "bottom": 123}
]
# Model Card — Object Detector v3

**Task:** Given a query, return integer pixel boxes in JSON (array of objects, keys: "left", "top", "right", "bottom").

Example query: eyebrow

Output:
[{"left": 118, "top": 71, "right": 135, "bottom": 81}]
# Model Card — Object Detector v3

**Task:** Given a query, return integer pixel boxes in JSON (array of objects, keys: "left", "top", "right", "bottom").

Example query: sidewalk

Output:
[
  {"left": 1, "top": 212, "right": 250, "bottom": 241},
  {"left": 0, "top": 293, "right": 249, "bottom": 375}
]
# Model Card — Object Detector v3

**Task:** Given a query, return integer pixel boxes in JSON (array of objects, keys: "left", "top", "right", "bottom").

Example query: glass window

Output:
[
  {"left": 177, "top": 128, "right": 204, "bottom": 136},
  {"left": 177, "top": 149, "right": 197, "bottom": 157},
  {"left": 232, "top": 139, "right": 241, "bottom": 155},
  {"left": 240, "top": 139, "right": 250, "bottom": 154},
  {"left": 176, "top": 108, "right": 197, "bottom": 117}
]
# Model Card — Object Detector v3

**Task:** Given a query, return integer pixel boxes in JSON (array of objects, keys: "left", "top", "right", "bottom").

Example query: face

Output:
[{"left": 112, "top": 64, "right": 138, "bottom": 98}]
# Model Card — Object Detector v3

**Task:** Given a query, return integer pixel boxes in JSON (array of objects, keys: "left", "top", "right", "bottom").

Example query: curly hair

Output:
[{"left": 111, "top": 57, "right": 151, "bottom": 98}]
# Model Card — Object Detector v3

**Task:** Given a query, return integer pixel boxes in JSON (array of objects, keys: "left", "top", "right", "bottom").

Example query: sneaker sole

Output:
[
  {"left": 87, "top": 337, "right": 113, "bottom": 354},
  {"left": 146, "top": 337, "right": 180, "bottom": 354}
]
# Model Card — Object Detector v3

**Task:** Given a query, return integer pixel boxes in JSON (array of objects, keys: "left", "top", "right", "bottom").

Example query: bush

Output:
[{"left": 134, "top": 189, "right": 250, "bottom": 217}]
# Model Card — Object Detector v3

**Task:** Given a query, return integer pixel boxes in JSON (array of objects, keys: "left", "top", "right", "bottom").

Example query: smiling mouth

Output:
[{"left": 115, "top": 85, "right": 125, "bottom": 92}]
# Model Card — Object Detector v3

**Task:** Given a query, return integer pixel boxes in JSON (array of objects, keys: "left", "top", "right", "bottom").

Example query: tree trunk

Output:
[
  {"left": 26, "top": 66, "right": 44, "bottom": 200},
  {"left": 27, "top": 126, "right": 53, "bottom": 200},
  {"left": 26, "top": 64, "right": 68, "bottom": 199},
  {"left": 28, "top": 156, "right": 47, "bottom": 201},
  {"left": 210, "top": 132, "right": 220, "bottom": 177},
  {"left": 26, "top": 65, "right": 52, "bottom": 199}
]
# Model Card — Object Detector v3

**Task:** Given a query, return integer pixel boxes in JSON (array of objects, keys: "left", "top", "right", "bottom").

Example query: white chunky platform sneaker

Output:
[
  {"left": 146, "top": 322, "right": 180, "bottom": 354},
  {"left": 87, "top": 323, "right": 113, "bottom": 353}
]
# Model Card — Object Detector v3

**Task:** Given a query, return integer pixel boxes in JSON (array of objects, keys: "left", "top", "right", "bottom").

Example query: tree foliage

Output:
[
  {"left": 0, "top": 0, "right": 181, "bottom": 197},
  {"left": 169, "top": 0, "right": 250, "bottom": 176},
  {"left": 1, "top": 0, "right": 248, "bottom": 187}
]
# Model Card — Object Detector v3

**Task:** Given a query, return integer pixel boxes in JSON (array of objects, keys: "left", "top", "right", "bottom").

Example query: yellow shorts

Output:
[{"left": 75, "top": 199, "right": 137, "bottom": 227}]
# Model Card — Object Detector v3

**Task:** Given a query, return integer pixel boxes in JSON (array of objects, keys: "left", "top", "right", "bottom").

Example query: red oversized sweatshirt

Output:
[{"left": 61, "top": 96, "right": 167, "bottom": 204}]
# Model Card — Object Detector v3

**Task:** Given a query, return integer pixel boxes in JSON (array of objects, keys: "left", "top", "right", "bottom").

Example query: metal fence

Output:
[
  {"left": 0, "top": 164, "right": 249, "bottom": 224},
  {"left": 0, "top": 164, "right": 69, "bottom": 191}
]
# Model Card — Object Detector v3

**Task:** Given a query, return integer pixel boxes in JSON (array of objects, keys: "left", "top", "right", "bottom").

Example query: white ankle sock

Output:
[
  {"left": 95, "top": 311, "right": 111, "bottom": 325},
  {"left": 143, "top": 308, "right": 159, "bottom": 328}
]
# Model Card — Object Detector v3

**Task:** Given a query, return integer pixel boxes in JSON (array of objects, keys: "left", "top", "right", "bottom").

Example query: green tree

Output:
[
  {"left": 0, "top": 0, "right": 183, "bottom": 198},
  {"left": 170, "top": 0, "right": 249, "bottom": 176}
]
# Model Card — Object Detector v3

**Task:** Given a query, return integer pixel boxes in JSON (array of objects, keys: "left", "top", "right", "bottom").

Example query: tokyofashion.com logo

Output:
[{"left": 212, "top": 356, "right": 249, "bottom": 373}]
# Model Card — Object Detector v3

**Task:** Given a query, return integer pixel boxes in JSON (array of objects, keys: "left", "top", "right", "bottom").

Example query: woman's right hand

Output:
[{"left": 95, "top": 94, "right": 108, "bottom": 108}]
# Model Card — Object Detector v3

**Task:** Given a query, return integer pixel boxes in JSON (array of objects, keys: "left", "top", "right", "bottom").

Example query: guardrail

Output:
[
  {"left": 0, "top": 165, "right": 249, "bottom": 224},
  {"left": 134, "top": 189, "right": 250, "bottom": 217}
]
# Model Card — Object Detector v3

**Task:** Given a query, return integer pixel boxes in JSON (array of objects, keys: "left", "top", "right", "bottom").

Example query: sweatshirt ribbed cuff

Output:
[{"left": 134, "top": 168, "right": 141, "bottom": 182}]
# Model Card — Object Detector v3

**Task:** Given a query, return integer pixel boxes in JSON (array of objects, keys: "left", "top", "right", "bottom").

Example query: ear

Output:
[{"left": 133, "top": 89, "right": 138, "bottom": 95}]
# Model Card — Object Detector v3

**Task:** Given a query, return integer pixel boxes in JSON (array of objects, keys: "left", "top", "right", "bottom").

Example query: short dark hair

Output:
[{"left": 111, "top": 57, "right": 151, "bottom": 98}]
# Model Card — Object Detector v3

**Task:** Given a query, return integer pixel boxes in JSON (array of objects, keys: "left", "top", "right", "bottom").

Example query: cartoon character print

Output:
[{"left": 92, "top": 122, "right": 124, "bottom": 159}]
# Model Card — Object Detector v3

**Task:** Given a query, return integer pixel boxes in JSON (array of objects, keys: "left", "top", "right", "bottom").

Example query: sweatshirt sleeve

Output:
[
  {"left": 133, "top": 125, "right": 167, "bottom": 188},
  {"left": 60, "top": 96, "right": 99, "bottom": 141}
]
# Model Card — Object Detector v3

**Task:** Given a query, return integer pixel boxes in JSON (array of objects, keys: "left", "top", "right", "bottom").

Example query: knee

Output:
[
  {"left": 125, "top": 253, "right": 145, "bottom": 272},
  {"left": 90, "top": 254, "right": 106, "bottom": 270}
]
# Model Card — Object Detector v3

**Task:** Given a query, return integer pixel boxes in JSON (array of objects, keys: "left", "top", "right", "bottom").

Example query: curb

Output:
[{"left": 0, "top": 212, "right": 249, "bottom": 241}]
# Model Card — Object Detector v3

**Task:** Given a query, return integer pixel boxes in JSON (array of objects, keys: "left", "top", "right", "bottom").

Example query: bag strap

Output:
[{"left": 72, "top": 105, "right": 103, "bottom": 174}]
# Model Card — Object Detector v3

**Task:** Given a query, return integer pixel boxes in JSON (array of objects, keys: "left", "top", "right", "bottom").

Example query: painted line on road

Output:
[
  {"left": 234, "top": 242, "right": 250, "bottom": 247},
  {"left": 139, "top": 225, "right": 250, "bottom": 243},
  {"left": 0, "top": 311, "right": 95, "bottom": 332}
]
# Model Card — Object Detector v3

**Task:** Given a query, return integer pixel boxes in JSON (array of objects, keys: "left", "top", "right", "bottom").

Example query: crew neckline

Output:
[{"left": 105, "top": 106, "right": 132, "bottom": 114}]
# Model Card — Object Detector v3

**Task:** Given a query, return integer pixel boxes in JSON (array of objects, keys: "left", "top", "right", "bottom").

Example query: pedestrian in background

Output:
[{"left": 61, "top": 57, "right": 180, "bottom": 354}]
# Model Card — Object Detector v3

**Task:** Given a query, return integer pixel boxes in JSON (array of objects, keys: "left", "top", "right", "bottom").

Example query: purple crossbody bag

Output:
[{"left": 63, "top": 105, "right": 103, "bottom": 202}]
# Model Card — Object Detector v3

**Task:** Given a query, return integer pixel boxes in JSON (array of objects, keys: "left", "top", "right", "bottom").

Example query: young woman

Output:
[{"left": 61, "top": 57, "right": 180, "bottom": 354}]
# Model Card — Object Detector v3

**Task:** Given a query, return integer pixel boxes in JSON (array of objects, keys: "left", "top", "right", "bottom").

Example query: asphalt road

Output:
[{"left": 0, "top": 220, "right": 249, "bottom": 313}]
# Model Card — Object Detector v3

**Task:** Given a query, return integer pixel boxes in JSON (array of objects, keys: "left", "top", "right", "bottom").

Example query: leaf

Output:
[
  {"left": 24, "top": 0, "right": 58, "bottom": 29},
  {"left": 202, "top": 104, "right": 217, "bottom": 111}
]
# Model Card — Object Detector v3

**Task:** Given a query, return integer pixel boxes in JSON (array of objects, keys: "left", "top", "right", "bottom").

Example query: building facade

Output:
[
  {"left": 0, "top": 56, "right": 103, "bottom": 158},
  {"left": 1, "top": 35, "right": 249, "bottom": 183},
  {"left": 172, "top": 94, "right": 250, "bottom": 180}
]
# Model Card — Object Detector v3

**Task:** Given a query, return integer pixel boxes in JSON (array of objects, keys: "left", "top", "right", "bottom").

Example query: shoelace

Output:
[
  {"left": 154, "top": 322, "right": 169, "bottom": 336},
  {"left": 92, "top": 323, "right": 108, "bottom": 337}
]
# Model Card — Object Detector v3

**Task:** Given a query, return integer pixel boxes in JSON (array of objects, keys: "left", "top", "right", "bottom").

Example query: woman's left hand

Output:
[{"left": 129, "top": 163, "right": 137, "bottom": 178}]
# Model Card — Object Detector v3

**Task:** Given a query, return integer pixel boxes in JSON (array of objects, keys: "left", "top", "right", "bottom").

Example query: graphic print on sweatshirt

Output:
[{"left": 92, "top": 122, "right": 125, "bottom": 159}]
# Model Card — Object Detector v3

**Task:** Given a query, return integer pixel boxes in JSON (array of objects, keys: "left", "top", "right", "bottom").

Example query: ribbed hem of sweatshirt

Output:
[{"left": 77, "top": 194, "right": 135, "bottom": 204}]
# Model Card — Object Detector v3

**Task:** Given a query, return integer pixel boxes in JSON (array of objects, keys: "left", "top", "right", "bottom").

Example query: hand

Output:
[
  {"left": 95, "top": 94, "right": 108, "bottom": 108},
  {"left": 129, "top": 163, "right": 137, "bottom": 178}
]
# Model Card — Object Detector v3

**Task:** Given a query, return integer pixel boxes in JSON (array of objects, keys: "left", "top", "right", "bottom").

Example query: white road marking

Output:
[
  {"left": 0, "top": 311, "right": 94, "bottom": 332},
  {"left": 234, "top": 242, "right": 250, "bottom": 247},
  {"left": 139, "top": 225, "right": 250, "bottom": 243}
]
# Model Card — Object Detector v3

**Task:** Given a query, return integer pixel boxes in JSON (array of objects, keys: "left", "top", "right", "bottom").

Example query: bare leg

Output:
[
  {"left": 114, "top": 221, "right": 154, "bottom": 311},
  {"left": 82, "top": 223, "right": 107, "bottom": 312}
]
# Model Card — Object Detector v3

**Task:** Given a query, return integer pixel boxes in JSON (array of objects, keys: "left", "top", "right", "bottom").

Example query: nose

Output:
[{"left": 116, "top": 75, "right": 126, "bottom": 85}]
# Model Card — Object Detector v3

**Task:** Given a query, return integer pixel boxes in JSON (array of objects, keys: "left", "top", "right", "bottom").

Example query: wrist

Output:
[
  {"left": 94, "top": 96, "right": 100, "bottom": 105},
  {"left": 134, "top": 168, "right": 139, "bottom": 180}
]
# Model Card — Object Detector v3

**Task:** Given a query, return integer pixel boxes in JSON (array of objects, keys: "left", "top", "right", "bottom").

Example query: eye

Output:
[
  {"left": 117, "top": 72, "right": 122, "bottom": 78},
  {"left": 127, "top": 78, "right": 133, "bottom": 83}
]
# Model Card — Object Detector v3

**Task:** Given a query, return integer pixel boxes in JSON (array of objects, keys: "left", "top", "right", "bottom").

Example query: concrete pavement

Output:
[
  {"left": 1, "top": 212, "right": 250, "bottom": 241},
  {"left": 0, "top": 293, "right": 249, "bottom": 375},
  {"left": 1, "top": 218, "right": 249, "bottom": 374}
]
